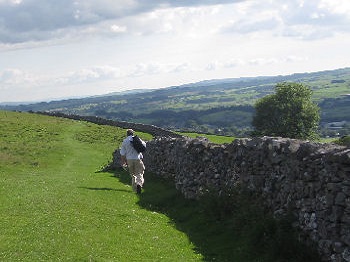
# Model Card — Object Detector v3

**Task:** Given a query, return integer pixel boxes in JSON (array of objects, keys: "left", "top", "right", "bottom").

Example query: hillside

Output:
[
  {"left": 0, "top": 110, "right": 203, "bottom": 261},
  {"left": 2, "top": 67, "right": 350, "bottom": 136}
]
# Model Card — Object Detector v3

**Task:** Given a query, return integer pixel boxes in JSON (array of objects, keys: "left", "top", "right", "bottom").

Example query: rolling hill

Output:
[{"left": 2, "top": 67, "right": 350, "bottom": 136}]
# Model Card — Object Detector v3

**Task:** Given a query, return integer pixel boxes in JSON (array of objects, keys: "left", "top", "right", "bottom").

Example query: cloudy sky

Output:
[{"left": 1, "top": 0, "right": 350, "bottom": 103}]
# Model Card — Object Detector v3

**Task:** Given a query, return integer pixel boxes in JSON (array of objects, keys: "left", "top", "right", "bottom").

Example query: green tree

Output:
[{"left": 252, "top": 82, "right": 320, "bottom": 139}]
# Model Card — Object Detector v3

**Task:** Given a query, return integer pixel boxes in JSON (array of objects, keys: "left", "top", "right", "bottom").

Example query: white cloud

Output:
[
  {"left": 170, "top": 63, "right": 191, "bottom": 73},
  {"left": 0, "top": 0, "right": 244, "bottom": 44},
  {"left": 280, "top": 0, "right": 350, "bottom": 39},
  {"left": 0, "top": 61, "right": 194, "bottom": 91},
  {"left": 319, "top": 0, "right": 350, "bottom": 15},
  {"left": 110, "top": 24, "right": 127, "bottom": 33},
  {"left": 204, "top": 56, "right": 308, "bottom": 72},
  {"left": 218, "top": 0, "right": 350, "bottom": 40},
  {"left": 0, "top": 68, "right": 39, "bottom": 86},
  {"left": 1, "top": 0, "right": 349, "bottom": 45},
  {"left": 129, "top": 62, "right": 193, "bottom": 77},
  {"left": 0, "top": 0, "right": 350, "bottom": 103},
  {"left": 57, "top": 66, "right": 124, "bottom": 85},
  {"left": 0, "top": 0, "right": 22, "bottom": 5}
]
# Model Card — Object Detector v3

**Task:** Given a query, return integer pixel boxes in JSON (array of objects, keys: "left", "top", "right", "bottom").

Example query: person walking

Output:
[{"left": 120, "top": 129, "right": 146, "bottom": 194}]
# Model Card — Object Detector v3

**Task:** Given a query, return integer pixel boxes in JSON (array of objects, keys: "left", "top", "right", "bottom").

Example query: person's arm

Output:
[{"left": 120, "top": 155, "right": 127, "bottom": 166}]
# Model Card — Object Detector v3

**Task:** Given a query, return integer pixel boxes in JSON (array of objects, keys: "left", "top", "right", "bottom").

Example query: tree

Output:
[{"left": 252, "top": 82, "right": 320, "bottom": 139}]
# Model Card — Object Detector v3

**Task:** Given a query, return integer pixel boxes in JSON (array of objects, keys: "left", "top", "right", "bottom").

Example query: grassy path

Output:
[{"left": 0, "top": 111, "right": 201, "bottom": 261}]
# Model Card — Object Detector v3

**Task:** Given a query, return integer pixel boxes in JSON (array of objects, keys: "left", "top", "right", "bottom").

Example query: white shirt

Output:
[{"left": 120, "top": 135, "right": 145, "bottom": 160}]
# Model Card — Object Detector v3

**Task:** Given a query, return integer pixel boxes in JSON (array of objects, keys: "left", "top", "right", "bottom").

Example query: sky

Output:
[{"left": 0, "top": 0, "right": 350, "bottom": 103}]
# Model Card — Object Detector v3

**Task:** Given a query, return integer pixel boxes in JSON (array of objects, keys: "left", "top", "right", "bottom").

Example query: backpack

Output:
[{"left": 131, "top": 135, "right": 146, "bottom": 153}]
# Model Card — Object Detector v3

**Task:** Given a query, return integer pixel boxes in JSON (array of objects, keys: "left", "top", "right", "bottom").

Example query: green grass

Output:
[
  {"left": 0, "top": 111, "right": 200, "bottom": 261},
  {"left": 179, "top": 132, "right": 235, "bottom": 144},
  {"left": 0, "top": 110, "right": 320, "bottom": 261}
]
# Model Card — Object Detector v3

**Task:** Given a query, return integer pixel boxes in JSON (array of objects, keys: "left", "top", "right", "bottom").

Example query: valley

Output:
[{"left": 2, "top": 68, "right": 349, "bottom": 137}]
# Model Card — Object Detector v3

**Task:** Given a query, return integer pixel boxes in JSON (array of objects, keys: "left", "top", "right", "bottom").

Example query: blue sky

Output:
[{"left": 1, "top": 0, "right": 350, "bottom": 103}]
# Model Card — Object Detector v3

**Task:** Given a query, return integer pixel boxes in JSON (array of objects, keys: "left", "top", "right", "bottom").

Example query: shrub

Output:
[{"left": 335, "top": 135, "right": 350, "bottom": 146}]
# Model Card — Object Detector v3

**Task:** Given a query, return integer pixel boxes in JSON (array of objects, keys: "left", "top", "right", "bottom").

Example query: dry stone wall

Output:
[
  {"left": 137, "top": 136, "right": 349, "bottom": 262},
  {"left": 35, "top": 111, "right": 183, "bottom": 138}
]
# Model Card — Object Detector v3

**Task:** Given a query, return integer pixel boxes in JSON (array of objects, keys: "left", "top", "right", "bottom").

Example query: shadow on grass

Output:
[
  {"left": 79, "top": 186, "right": 131, "bottom": 193},
  {"left": 112, "top": 169, "right": 320, "bottom": 262}
]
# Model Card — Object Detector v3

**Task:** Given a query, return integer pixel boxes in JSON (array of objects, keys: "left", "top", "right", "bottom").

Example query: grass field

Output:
[
  {"left": 179, "top": 132, "right": 235, "bottom": 144},
  {"left": 0, "top": 110, "right": 320, "bottom": 261},
  {"left": 0, "top": 111, "right": 200, "bottom": 261}
]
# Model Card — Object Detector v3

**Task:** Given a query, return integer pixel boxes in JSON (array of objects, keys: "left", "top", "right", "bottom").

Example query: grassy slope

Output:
[
  {"left": 0, "top": 111, "right": 200, "bottom": 261},
  {"left": 0, "top": 111, "right": 320, "bottom": 262},
  {"left": 179, "top": 132, "right": 235, "bottom": 144}
]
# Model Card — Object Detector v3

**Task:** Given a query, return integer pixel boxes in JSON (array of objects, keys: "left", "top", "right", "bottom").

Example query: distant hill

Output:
[{"left": 2, "top": 67, "right": 350, "bottom": 136}]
